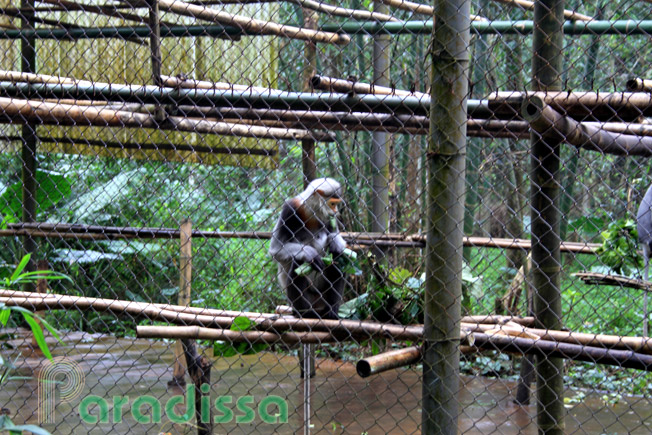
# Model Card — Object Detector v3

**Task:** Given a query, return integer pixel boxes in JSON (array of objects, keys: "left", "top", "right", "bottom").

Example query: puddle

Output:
[{"left": 0, "top": 329, "right": 650, "bottom": 434}]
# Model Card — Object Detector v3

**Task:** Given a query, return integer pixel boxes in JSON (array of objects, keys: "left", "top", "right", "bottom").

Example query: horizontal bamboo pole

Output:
[
  {"left": 137, "top": 325, "right": 338, "bottom": 343},
  {"left": 0, "top": 292, "right": 424, "bottom": 340},
  {"left": 626, "top": 78, "right": 652, "bottom": 92},
  {"left": 2, "top": 222, "right": 601, "bottom": 253},
  {"left": 294, "top": 0, "right": 397, "bottom": 22},
  {"left": 311, "top": 74, "right": 428, "bottom": 98},
  {"left": 161, "top": 74, "right": 272, "bottom": 93},
  {"left": 464, "top": 332, "right": 652, "bottom": 371},
  {"left": 0, "top": 96, "right": 332, "bottom": 141},
  {"left": 0, "top": 69, "right": 79, "bottom": 85},
  {"left": 574, "top": 272, "right": 652, "bottom": 293},
  {"left": 468, "top": 322, "right": 652, "bottom": 354},
  {"left": 0, "top": 135, "right": 276, "bottom": 157},
  {"left": 491, "top": 0, "right": 592, "bottom": 22},
  {"left": 374, "top": 0, "right": 486, "bottom": 21},
  {"left": 321, "top": 20, "right": 652, "bottom": 36},
  {"left": 356, "top": 346, "right": 422, "bottom": 377},
  {"left": 158, "top": 0, "right": 350, "bottom": 45},
  {"left": 522, "top": 96, "right": 652, "bottom": 156},
  {"left": 273, "top": 306, "right": 534, "bottom": 327},
  {"left": 0, "top": 289, "right": 280, "bottom": 319},
  {"left": 39, "top": 0, "right": 178, "bottom": 26},
  {"left": 585, "top": 122, "right": 652, "bottom": 138},
  {"left": 490, "top": 90, "right": 652, "bottom": 122}
]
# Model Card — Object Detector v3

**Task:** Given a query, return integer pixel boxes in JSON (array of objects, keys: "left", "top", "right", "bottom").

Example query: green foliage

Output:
[
  {"left": 0, "top": 170, "right": 72, "bottom": 226},
  {"left": 213, "top": 316, "right": 268, "bottom": 357},
  {"left": 596, "top": 218, "right": 643, "bottom": 276},
  {"left": 0, "top": 254, "right": 72, "bottom": 435}
]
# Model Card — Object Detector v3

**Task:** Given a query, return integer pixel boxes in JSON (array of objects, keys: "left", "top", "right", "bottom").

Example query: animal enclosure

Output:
[{"left": 0, "top": 0, "right": 651, "bottom": 434}]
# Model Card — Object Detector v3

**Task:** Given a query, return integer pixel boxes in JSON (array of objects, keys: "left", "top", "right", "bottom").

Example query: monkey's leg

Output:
[
  {"left": 321, "top": 265, "right": 345, "bottom": 320},
  {"left": 287, "top": 265, "right": 321, "bottom": 319}
]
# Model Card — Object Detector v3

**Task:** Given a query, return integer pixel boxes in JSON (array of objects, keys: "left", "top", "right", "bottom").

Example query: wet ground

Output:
[{"left": 1, "top": 329, "right": 651, "bottom": 434}]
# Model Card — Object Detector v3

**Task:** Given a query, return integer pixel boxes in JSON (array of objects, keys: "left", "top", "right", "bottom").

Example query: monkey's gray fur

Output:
[{"left": 269, "top": 178, "right": 347, "bottom": 319}]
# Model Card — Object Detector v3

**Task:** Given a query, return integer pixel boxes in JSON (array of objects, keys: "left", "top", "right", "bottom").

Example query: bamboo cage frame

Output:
[{"left": 0, "top": 0, "right": 648, "bottom": 432}]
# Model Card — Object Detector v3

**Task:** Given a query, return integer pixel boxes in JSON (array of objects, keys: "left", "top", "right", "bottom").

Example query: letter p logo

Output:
[{"left": 38, "top": 357, "right": 85, "bottom": 424}]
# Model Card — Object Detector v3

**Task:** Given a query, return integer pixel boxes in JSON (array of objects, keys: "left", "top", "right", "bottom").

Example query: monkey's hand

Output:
[
  {"left": 298, "top": 246, "right": 325, "bottom": 271},
  {"left": 327, "top": 233, "right": 347, "bottom": 256}
]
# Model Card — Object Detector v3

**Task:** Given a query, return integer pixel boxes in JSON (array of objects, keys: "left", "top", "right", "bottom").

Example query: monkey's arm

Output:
[
  {"left": 327, "top": 232, "right": 347, "bottom": 255},
  {"left": 268, "top": 201, "right": 324, "bottom": 268}
]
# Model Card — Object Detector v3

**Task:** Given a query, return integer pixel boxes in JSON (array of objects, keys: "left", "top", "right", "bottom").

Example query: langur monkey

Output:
[{"left": 269, "top": 178, "right": 347, "bottom": 319}]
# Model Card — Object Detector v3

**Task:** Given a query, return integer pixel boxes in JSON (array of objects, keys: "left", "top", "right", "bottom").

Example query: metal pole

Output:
[
  {"left": 531, "top": 1, "right": 565, "bottom": 433},
  {"left": 422, "top": 0, "right": 470, "bottom": 433},
  {"left": 302, "top": 343, "right": 312, "bottom": 435},
  {"left": 370, "top": 1, "right": 391, "bottom": 243}
]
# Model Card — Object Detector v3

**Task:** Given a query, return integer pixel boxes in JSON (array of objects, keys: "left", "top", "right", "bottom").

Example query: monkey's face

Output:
[{"left": 326, "top": 197, "right": 342, "bottom": 214}]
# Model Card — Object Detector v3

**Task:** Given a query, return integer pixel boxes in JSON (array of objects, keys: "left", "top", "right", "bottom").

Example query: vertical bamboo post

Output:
[
  {"left": 301, "top": 8, "right": 318, "bottom": 188},
  {"left": 20, "top": 0, "right": 37, "bottom": 287},
  {"left": 422, "top": 0, "right": 470, "bottom": 433},
  {"left": 531, "top": 1, "right": 565, "bottom": 433},
  {"left": 148, "top": 0, "right": 162, "bottom": 87},
  {"left": 370, "top": 1, "right": 391, "bottom": 250},
  {"left": 170, "top": 219, "right": 192, "bottom": 387},
  {"left": 559, "top": 2, "right": 606, "bottom": 241},
  {"left": 463, "top": 0, "right": 489, "bottom": 265},
  {"left": 181, "top": 339, "right": 212, "bottom": 435}
]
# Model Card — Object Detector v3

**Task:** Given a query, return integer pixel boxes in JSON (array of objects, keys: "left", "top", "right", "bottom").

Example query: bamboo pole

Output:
[
  {"left": 301, "top": 7, "right": 318, "bottom": 188},
  {"left": 467, "top": 323, "right": 652, "bottom": 354},
  {"left": 1, "top": 222, "right": 602, "bottom": 253},
  {"left": 522, "top": 96, "right": 652, "bottom": 157},
  {"left": 465, "top": 332, "right": 652, "bottom": 372},
  {"left": 0, "top": 96, "right": 333, "bottom": 141},
  {"left": 160, "top": 74, "right": 273, "bottom": 93},
  {"left": 356, "top": 346, "right": 421, "bottom": 377},
  {"left": 370, "top": 0, "right": 391, "bottom": 257},
  {"left": 491, "top": 0, "right": 592, "bottom": 22},
  {"left": 489, "top": 90, "right": 652, "bottom": 122},
  {"left": 292, "top": 0, "right": 397, "bottom": 22},
  {"left": 574, "top": 272, "right": 652, "bottom": 292},
  {"left": 0, "top": 69, "right": 78, "bottom": 85},
  {"left": 20, "top": 0, "right": 37, "bottom": 291},
  {"left": 423, "top": 0, "right": 469, "bottom": 432},
  {"left": 181, "top": 339, "right": 212, "bottom": 435},
  {"left": 311, "top": 74, "right": 427, "bottom": 98},
  {"left": 530, "top": 0, "right": 565, "bottom": 432},
  {"left": 139, "top": 325, "right": 344, "bottom": 343},
  {"left": 38, "top": 0, "right": 177, "bottom": 26},
  {"left": 373, "top": 0, "right": 486, "bottom": 21},
  {"left": 171, "top": 219, "right": 193, "bottom": 386},
  {"left": 157, "top": 0, "right": 350, "bottom": 45},
  {"left": 626, "top": 78, "right": 652, "bottom": 92}
]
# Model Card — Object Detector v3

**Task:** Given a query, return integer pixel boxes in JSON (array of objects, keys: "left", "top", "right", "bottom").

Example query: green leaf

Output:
[
  {"left": 9, "top": 255, "right": 31, "bottom": 284},
  {"left": 0, "top": 170, "right": 72, "bottom": 224},
  {"left": 230, "top": 316, "right": 252, "bottom": 332},
  {"left": 0, "top": 308, "right": 10, "bottom": 327},
  {"left": 22, "top": 314, "right": 52, "bottom": 360},
  {"left": 213, "top": 341, "right": 237, "bottom": 358}
]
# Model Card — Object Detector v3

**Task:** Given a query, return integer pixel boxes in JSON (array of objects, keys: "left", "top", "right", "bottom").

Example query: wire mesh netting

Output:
[{"left": 0, "top": 0, "right": 652, "bottom": 434}]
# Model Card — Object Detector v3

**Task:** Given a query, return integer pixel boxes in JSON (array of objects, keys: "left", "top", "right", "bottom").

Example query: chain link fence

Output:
[{"left": 0, "top": 0, "right": 650, "bottom": 434}]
